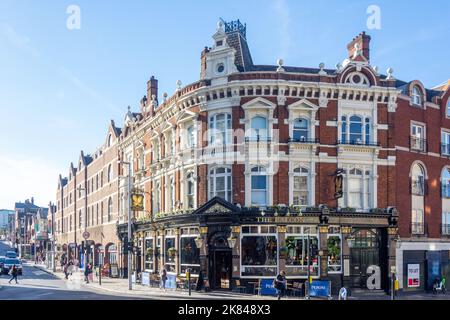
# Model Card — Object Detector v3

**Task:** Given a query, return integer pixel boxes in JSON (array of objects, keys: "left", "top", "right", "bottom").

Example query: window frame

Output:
[{"left": 208, "top": 166, "right": 232, "bottom": 202}]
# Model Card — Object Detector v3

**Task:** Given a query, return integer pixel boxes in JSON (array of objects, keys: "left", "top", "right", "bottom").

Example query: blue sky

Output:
[{"left": 0, "top": 0, "right": 449, "bottom": 209}]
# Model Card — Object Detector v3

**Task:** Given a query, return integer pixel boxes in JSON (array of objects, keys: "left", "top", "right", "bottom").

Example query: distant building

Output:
[
  {"left": 0, "top": 209, "right": 14, "bottom": 229},
  {"left": 13, "top": 198, "right": 47, "bottom": 257}
]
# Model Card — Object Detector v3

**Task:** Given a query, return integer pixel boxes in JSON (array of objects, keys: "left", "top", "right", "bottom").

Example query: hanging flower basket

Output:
[{"left": 167, "top": 247, "right": 177, "bottom": 258}]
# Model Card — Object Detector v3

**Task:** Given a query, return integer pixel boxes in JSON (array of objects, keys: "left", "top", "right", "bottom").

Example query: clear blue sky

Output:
[{"left": 0, "top": 0, "right": 449, "bottom": 209}]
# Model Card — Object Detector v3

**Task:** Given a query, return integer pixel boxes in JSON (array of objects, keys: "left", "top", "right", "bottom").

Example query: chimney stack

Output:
[
  {"left": 31, "top": 197, "right": 34, "bottom": 204},
  {"left": 200, "top": 47, "right": 210, "bottom": 80},
  {"left": 347, "top": 32, "right": 371, "bottom": 62},
  {"left": 146, "top": 76, "right": 158, "bottom": 117}
]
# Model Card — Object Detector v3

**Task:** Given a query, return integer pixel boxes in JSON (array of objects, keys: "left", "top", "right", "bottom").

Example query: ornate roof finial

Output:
[
  {"left": 217, "top": 19, "right": 225, "bottom": 32},
  {"left": 127, "top": 105, "right": 131, "bottom": 112},
  {"left": 353, "top": 43, "right": 362, "bottom": 58},
  {"left": 318, "top": 63, "right": 327, "bottom": 76},
  {"left": 176, "top": 80, "right": 182, "bottom": 91},
  {"left": 386, "top": 67, "right": 395, "bottom": 80},
  {"left": 277, "top": 59, "right": 285, "bottom": 72},
  {"left": 163, "top": 92, "right": 168, "bottom": 102}
]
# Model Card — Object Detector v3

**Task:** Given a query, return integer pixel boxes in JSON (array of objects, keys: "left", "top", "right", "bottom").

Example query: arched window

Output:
[
  {"left": 153, "top": 182, "right": 160, "bottom": 214},
  {"left": 107, "top": 197, "right": 113, "bottom": 222},
  {"left": 411, "top": 164, "right": 425, "bottom": 196},
  {"left": 169, "top": 177, "right": 175, "bottom": 210},
  {"left": 349, "top": 116, "right": 363, "bottom": 144},
  {"left": 347, "top": 168, "right": 363, "bottom": 209},
  {"left": 341, "top": 116, "right": 370, "bottom": 145},
  {"left": 250, "top": 116, "right": 268, "bottom": 141},
  {"left": 293, "top": 166, "right": 309, "bottom": 206},
  {"left": 209, "top": 113, "right": 232, "bottom": 145},
  {"left": 187, "top": 126, "right": 195, "bottom": 148},
  {"left": 107, "top": 134, "right": 112, "bottom": 147},
  {"left": 442, "top": 167, "right": 450, "bottom": 198},
  {"left": 101, "top": 201, "right": 103, "bottom": 224},
  {"left": 209, "top": 167, "right": 232, "bottom": 201},
  {"left": 186, "top": 173, "right": 195, "bottom": 209},
  {"left": 293, "top": 118, "right": 309, "bottom": 141},
  {"left": 79, "top": 210, "right": 82, "bottom": 228},
  {"left": 107, "top": 164, "right": 112, "bottom": 183},
  {"left": 412, "top": 86, "right": 423, "bottom": 106},
  {"left": 251, "top": 166, "right": 267, "bottom": 206}
]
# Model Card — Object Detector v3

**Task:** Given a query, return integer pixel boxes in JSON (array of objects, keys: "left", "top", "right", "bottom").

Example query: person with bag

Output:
[
  {"left": 274, "top": 270, "right": 287, "bottom": 300},
  {"left": 8, "top": 265, "right": 18, "bottom": 284}
]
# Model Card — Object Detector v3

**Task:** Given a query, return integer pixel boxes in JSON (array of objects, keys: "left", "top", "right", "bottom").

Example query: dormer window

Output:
[
  {"left": 216, "top": 40, "right": 223, "bottom": 47},
  {"left": 412, "top": 86, "right": 423, "bottom": 106}
]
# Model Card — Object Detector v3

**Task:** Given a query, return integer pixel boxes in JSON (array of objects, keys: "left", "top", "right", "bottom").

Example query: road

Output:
[{"left": 0, "top": 241, "right": 143, "bottom": 300}]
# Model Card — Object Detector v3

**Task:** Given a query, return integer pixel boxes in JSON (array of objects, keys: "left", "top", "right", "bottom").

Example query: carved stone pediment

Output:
[{"left": 204, "top": 203, "right": 233, "bottom": 214}]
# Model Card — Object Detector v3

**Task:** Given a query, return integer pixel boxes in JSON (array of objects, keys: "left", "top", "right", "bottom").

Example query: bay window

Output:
[
  {"left": 186, "top": 172, "right": 195, "bottom": 209},
  {"left": 293, "top": 166, "right": 309, "bottom": 206},
  {"left": 209, "top": 113, "right": 232, "bottom": 145},
  {"left": 341, "top": 115, "right": 371, "bottom": 145},
  {"left": 187, "top": 125, "right": 195, "bottom": 148},
  {"left": 251, "top": 166, "right": 267, "bottom": 206},
  {"left": 442, "top": 167, "right": 450, "bottom": 198},
  {"left": 293, "top": 118, "right": 309, "bottom": 141},
  {"left": 442, "top": 131, "right": 450, "bottom": 155},
  {"left": 250, "top": 116, "right": 268, "bottom": 141},
  {"left": 209, "top": 167, "right": 232, "bottom": 201},
  {"left": 285, "top": 226, "right": 319, "bottom": 277},
  {"left": 241, "top": 226, "right": 277, "bottom": 277}
]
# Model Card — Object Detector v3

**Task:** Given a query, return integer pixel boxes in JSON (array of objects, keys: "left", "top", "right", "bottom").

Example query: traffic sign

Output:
[{"left": 83, "top": 231, "right": 90, "bottom": 239}]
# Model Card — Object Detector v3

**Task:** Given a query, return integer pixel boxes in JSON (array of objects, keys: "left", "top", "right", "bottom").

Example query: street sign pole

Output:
[
  {"left": 306, "top": 235, "right": 311, "bottom": 300},
  {"left": 127, "top": 163, "right": 132, "bottom": 291}
]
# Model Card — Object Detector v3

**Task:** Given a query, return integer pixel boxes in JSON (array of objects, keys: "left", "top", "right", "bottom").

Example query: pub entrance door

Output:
[
  {"left": 349, "top": 229, "right": 380, "bottom": 288},
  {"left": 211, "top": 250, "right": 232, "bottom": 290}
]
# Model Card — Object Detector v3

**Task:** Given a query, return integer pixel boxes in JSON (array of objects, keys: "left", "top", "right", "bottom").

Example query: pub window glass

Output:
[
  {"left": 179, "top": 236, "right": 201, "bottom": 275},
  {"left": 144, "top": 238, "right": 154, "bottom": 271},
  {"left": 327, "top": 234, "right": 342, "bottom": 273},
  {"left": 285, "top": 226, "right": 319, "bottom": 277},
  {"left": 164, "top": 237, "right": 176, "bottom": 273},
  {"left": 241, "top": 226, "right": 277, "bottom": 277}
]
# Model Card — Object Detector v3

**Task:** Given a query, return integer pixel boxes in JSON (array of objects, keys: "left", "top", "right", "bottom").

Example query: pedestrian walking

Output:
[
  {"left": 160, "top": 269, "right": 167, "bottom": 291},
  {"left": 63, "top": 263, "right": 69, "bottom": 280},
  {"left": 84, "top": 263, "right": 91, "bottom": 283},
  {"left": 274, "top": 270, "right": 287, "bottom": 300},
  {"left": 8, "top": 265, "right": 18, "bottom": 284}
]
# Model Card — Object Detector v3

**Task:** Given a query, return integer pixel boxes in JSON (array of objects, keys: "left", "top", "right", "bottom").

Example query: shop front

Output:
[{"left": 117, "top": 197, "right": 398, "bottom": 294}]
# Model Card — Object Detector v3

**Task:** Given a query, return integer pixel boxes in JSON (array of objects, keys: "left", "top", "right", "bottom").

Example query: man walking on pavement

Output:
[
  {"left": 84, "top": 263, "right": 91, "bottom": 283},
  {"left": 8, "top": 265, "right": 18, "bottom": 284}
]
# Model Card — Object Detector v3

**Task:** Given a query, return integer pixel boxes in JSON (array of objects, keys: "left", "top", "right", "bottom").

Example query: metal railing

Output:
[
  {"left": 245, "top": 136, "right": 272, "bottom": 143},
  {"left": 337, "top": 139, "right": 380, "bottom": 147},
  {"left": 289, "top": 137, "right": 319, "bottom": 144},
  {"left": 410, "top": 222, "right": 426, "bottom": 236},
  {"left": 410, "top": 136, "right": 427, "bottom": 152}
]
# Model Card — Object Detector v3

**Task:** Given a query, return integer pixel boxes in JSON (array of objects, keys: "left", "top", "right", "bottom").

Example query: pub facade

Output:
[{"left": 114, "top": 19, "right": 449, "bottom": 294}]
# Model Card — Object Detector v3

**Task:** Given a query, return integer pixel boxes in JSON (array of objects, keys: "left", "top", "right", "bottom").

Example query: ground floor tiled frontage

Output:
[{"left": 117, "top": 198, "right": 399, "bottom": 294}]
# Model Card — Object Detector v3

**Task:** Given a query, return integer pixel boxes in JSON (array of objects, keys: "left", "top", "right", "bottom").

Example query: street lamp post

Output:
[{"left": 119, "top": 160, "right": 133, "bottom": 291}]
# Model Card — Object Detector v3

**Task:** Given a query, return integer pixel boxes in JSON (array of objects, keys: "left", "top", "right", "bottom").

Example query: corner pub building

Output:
[{"left": 115, "top": 19, "right": 450, "bottom": 294}]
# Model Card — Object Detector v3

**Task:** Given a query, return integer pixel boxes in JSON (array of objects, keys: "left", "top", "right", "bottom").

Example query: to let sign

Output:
[{"left": 407, "top": 264, "right": 420, "bottom": 287}]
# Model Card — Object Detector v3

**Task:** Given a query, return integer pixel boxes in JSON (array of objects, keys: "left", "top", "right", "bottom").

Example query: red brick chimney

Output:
[
  {"left": 200, "top": 47, "right": 210, "bottom": 80},
  {"left": 347, "top": 32, "right": 371, "bottom": 62},
  {"left": 146, "top": 76, "right": 158, "bottom": 117}
]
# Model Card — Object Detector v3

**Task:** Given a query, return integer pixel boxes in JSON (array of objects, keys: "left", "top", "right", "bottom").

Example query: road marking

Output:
[{"left": 33, "top": 271, "right": 46, "bottom": 276}]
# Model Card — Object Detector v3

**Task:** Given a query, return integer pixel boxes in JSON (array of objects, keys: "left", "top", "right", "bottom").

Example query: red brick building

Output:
[{"left": 112, "top": 19, "right": 450, "bottom": 293}]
